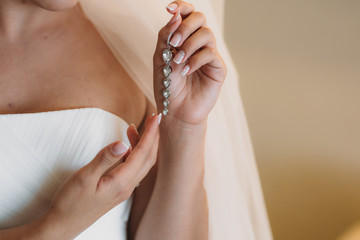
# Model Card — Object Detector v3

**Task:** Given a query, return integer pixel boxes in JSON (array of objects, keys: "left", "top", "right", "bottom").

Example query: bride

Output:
[{"left": 0, "top": 0, "right": 272, "bottom": 239}]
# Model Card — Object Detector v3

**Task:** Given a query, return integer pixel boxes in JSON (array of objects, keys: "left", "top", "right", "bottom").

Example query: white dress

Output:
[{"left": 0, "top": 108, "right": 132, "bottom": 240}]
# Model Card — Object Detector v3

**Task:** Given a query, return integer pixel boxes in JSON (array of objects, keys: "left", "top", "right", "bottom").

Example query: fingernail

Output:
[
  {"left": 152, "top": 113, "right": 155, "bottom": 116},
  {"left": 173, "top": 50, "right": 185, "bottom": 64},
  {"left": 158, "top": 113, "right": 162, "bottom": 125},
  {"left": 175, "top": 10, "right": 181, "bottom": 21},
  {"left": 111, "top": 141, "right": 130, "bottom": 156},
  {"left": 169, "top": 10, "right": 181, "bottom": 24},
  {"left": 181, "top": 65, "right": 190, "bottom": 76},
  {"left": 170, "top": 33, "right": 181, "bottom": 47},
  {"left": 130, "top": 123, "right": 139, "bottom": 135},
  {"left": 166, "top": 2, "right": 178, "bottom": 11}
]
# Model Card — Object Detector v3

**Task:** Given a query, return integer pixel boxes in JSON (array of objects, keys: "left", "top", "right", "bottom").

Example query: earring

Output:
[{"left": 161, "top": 33, "right": 174, "bottom": 116}]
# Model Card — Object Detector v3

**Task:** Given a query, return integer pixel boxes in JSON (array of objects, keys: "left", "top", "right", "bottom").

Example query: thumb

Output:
[{"left": 87, "top": 141, "right": 130, "bottom": 178}]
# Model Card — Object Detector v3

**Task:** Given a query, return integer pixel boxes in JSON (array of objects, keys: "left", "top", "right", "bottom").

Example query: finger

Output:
[
  {"left": 87, "top": 141, "right": 131, "bottom": 178},
  {"left": 155, "top": 2, "right": 197, "bottom": 62},
  {"left": 120, "top": 114, "right": 161, "bottom": 170},
  {"left": 173, "top": 27, "right": 216, "bottom": 65},
  {"left": 180, "top": 47, "right": 224, "bottom": 79},
  {"left": 169, "top": 11, "right": 207, "bottom": 48},
  {"left": 133, "top": 129, "right": 160, "bottom": 186},
  {"left": 166, "top": 1, "right": 195, "bottom": 18},
  {"left": 104, "top": 114, "right": 161, "bottom": 187},
  {"left": 154, "top": 10, "right": 182, "bottom": 67},
  {"left": 127, "top": 124, "right": 140, "bottom": 148},
  {"left": 155, "top": 12, "right": 182, "bottom": 55},
  {"left": 122, "top": 147, "right": 132, "bottom": 162},
  {"left": 101, "top": 147, "right": 132, "bottom": 178},
  {"left": 145, "top": 114, "right": 154, "bottom": 127}
]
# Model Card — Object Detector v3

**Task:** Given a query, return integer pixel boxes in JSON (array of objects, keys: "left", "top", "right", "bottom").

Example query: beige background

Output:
[{"left": 224, "top": 0, "right": 360, "bottom": 240}]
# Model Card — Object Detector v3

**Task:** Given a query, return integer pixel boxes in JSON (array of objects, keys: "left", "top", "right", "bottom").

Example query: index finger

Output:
[
  {"left": 156, "top": 1, "right": 196, "bottom": 55},
  {"left": 105, "top": 113, "right": 161, "bottom": 185},
  {"left": 166, "top": 1, "right": 195, "bottom": 18}
]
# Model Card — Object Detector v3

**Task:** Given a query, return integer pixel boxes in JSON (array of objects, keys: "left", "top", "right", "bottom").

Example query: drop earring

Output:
[{"left": 161, "top": 33, "right": 174, "bottom": 116}]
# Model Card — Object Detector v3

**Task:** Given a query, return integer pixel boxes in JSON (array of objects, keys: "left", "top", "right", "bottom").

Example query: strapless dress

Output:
[{"left": 0, "top": 107, "right": 132, "bottom": 239}]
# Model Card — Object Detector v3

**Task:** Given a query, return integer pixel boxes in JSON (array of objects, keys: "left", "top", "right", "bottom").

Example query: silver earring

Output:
[{"left": 161, "top": 33, "right": 173, "bottom": 116}]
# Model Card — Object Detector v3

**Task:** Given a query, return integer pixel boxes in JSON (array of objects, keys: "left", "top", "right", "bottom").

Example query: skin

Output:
[
  {"left": 0, "top": 1, "right": 146, "bottom": 126},
  {"left": 0, "top": 0, "right": 226, "bottom": 239}
]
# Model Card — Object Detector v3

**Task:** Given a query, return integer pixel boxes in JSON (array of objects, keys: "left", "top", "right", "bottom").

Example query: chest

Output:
[{"left": 0, "top": 20, "right": 147, "bottom": 126}]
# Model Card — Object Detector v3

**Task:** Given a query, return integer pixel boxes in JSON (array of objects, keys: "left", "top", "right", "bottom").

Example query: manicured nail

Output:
[
  {"left": 152, "top": 113, "right": 155, "bottom": 116},
  {"left": 170, "top": 33, "right": 181, "bottom": 47},
  {"left": 173, "top": 50, "right": 185, "bottom": 64},
  {"left": 181, "top": 65, "right": 190, "bottom": 76},
  {"left": 111, "top": 141, "right": 130, "bottom": 156},
  {"left": 166, "top": 2, "right": 178, "bottom": 11},
  {"left": 158, "top": 113, "right": 162, "bottom": 125},
  {"left": 169, "top": 10, "right": 181, "bottom": 24},
  {"left": 175, "top": 10, "right": 181, "bottom": 20},
  {"left": 130, "top": 123, "right": 139, "bottom": 135},
  {"left": 167, "top": 32, "right": 173, "bottom": 45}
]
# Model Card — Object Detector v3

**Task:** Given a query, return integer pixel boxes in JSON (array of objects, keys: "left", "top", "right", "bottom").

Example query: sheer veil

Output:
[{"left": 79, "top": 0, "right": 272, "bottom": 239}]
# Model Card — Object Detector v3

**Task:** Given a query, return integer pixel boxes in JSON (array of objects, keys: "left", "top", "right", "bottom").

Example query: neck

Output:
[{"left": 0, "top": 0, "right": 77, "bottom": 41}]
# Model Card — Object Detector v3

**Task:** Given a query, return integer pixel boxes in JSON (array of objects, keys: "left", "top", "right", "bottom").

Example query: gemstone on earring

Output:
[
  {"left": 163, "top": 78, "right": 171, "bottom": 88},
  {"left": 163, "top": 99, "right": 169, "bottom": 107},
  {"left": 162, "top": 49, "right": 172, "bottom": 64},
  {"left": 162, "top": 108, "right": 169, "bottom": 116},
  {"left": 163, "top": 89, "right": 170, "bottom": 99},
  {"left": 163, "top": 65, "right": 172, "bottom": 77}
]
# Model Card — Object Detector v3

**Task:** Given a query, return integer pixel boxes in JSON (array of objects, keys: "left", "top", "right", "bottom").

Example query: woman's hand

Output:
[
  {"left": 40, "top": 114, "right": 161, "bottom": 240},
  {"left": 153, "top": 0, "right": 227, "bottom": 126}
]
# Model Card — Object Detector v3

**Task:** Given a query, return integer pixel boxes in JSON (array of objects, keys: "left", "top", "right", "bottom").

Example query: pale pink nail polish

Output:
[
  {"left": 166, "top": 3, "right": 178, "bottom": 11},
  {"left": 130, "top": 123, "right": 139, "bottom": 135},
  {"left": 158, "top": 113, "right": 162, "bottom": 125},
  {"left": 169, "top": 10, "right": 180, "bottom": 24},
  {"left": 111, "top": 141, "right": 130, "bottom": 156},
  {"left": 175, "top": 10, "right": 181, "bottom": 21},
  {"left": 170, "top": 33, "right": 182, "bottom": 47},
  {"left": 173, "top": 50, "right": 185, "bottom": 64},
  {"left": 181, "top": 65, "right": 190, "bottom": 76}
]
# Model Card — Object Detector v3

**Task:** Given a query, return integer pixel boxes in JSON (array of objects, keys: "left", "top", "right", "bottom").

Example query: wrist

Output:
[
  {"left": 32, "top": 212, "right": 63, "bottom": 240},
  {"left": 19, "top": 214, "right": 59, "bottom": 240},
  {"left": 157, "top": 115, "right": 207, "bottom": 183},
  {"left": 159, "top": 115, "right": 207, "bottom": 138},
  {"left": 35, "top": 210, "right": 75, "bottom": 240},
  {"left": 159, "top": 118, "right": 207, "bottom": 156}
]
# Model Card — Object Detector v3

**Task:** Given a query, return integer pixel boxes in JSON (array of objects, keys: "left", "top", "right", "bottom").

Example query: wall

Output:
[{"left": 224, "top": 1, "right": 360, "bottom": 239}]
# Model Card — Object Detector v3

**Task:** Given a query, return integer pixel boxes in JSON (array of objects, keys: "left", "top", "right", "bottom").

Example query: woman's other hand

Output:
[
  {"left": 153, "top": 0, "right": 227, "bottom": 126},
  {"left": 40, "top": 114, "right": 161, "bottom": 240}
]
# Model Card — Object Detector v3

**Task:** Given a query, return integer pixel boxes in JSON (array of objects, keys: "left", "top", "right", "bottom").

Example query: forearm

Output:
[
  {"left": 0, "top": 217, "right": 50, "bottom": 240},
  {"left": 0, "top": 211, "right": 80, "bottom": 240},
  {"left": 134, "top": 118, "right": 209, "bottom": 240}
]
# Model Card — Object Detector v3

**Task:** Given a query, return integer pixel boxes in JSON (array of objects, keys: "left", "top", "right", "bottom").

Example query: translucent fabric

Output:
[{"left": 79, "top": 0, "right": 273, "bottom": 239}]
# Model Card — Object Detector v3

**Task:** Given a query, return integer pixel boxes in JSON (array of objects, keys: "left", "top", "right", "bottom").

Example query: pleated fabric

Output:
[{"left": 0, "top": 108, "right": 132, "bottom": 240}]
